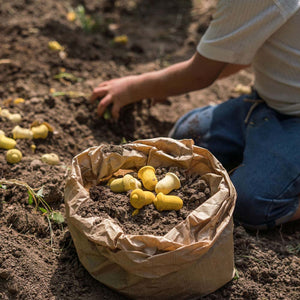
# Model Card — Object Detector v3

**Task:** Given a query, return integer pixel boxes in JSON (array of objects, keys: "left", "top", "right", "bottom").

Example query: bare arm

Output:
[
  {"left": 91, "top": 52, "right": 228, "bottom": 119},
  {"left": 218, "top": 63, "right": 250, "bottom": 79},
  {"left": 131, "top": 53, "right": 227, "bottom": 99}
]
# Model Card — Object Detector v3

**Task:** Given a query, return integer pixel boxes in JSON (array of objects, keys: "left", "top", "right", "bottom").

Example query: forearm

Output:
[
  {"left": 91, "top": 52, "right": 228, "bottom": 119},
  {"left": 131, "top": 53, "right": 227, "bottom": 100}
]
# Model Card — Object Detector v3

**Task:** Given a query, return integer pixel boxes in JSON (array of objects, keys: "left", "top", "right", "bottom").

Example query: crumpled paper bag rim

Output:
[{"left": 64, "top": 137, "right": 236, "bottom": 279}]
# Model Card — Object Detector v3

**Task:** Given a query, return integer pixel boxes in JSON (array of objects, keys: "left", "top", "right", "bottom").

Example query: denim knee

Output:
[
  {"left": 168, "top": 96, "right": 254, "bottom": 170},
  {"left": 168, "top": 105, "right": 214, "bottom": 147},
  {"left": 232, "top": 172, "right": 299, "bottom": 230}
]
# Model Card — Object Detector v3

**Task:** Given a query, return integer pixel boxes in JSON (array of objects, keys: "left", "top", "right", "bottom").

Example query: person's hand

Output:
[{"left": 90, "top": 75, "right": 140, "bottom": 120}]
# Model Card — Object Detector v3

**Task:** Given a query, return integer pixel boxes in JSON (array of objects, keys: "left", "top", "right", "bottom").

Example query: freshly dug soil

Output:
[
  {"left": 1, "top": 1, "right": 299, "bottom": 300},
  {"left": 79, "top": 167, "right": 210, "bottom": 236}
]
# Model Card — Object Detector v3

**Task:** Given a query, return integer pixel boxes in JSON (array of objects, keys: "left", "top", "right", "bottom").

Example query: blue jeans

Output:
[{"left": 169, "top": 93, "right": 300, "bottom": 229}]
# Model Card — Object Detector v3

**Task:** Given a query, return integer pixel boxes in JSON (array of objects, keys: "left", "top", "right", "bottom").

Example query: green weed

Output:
[
  {"left": 51, "top": 90, "right": 88, "bottom": 98},
  {"left": 53, "top": 72, "right": 82, "bottom": 82},
  {"left": 120, "top": 137, "right": 127, "bottom": 144},
  {"left": 0, "top": 179, "right": 64, "bottom": 225},
  {"left": 75, "top": 5, "right": 104, "bottom": 33},
  {"left": 233, "top": 267, "right": 240, "bottom": 280},
  {"left": 103, "top": 107, "right": 112, "bottom": 120}
]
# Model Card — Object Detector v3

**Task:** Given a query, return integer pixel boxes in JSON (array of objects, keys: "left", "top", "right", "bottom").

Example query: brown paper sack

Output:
[{"left": 64, "top": 138, "right": 237, "bottom": 299}]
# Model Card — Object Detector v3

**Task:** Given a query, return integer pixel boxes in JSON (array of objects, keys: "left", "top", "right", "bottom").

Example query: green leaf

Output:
[
  {"left": 36, "top": 187, "right": 44, "bottom": 197},
  {"left": 233, "top": 267, "right": 239, "bottom": 280},
  {"left": 27, "top": 191, "right": 33, "bottom": 205},
  {"left": 54, "top": 72, "right": 81, "bottom": 82},
  {"left": 51, "top": 91, "right": 67, "bottom": 97},
  {"left": 51, "top": 211, "right": 65, "bottom": 224},
  {"left": 76, "top": 5, "right": 85, "bottom": 16},
  {"left": 39, "top": 207, "right": 47, "bottom": 214},
  {"left": 103, "top": 107, "right": 112, "bottom": 120},
  {"left": 75, "top": 5, "right": 96, "bottom": 32},
  {"left": 0, "top": 184, "right": 7, "bottom": 189},
  {"left": 121, "top": 137, "right": 127, "bottom": 144}
]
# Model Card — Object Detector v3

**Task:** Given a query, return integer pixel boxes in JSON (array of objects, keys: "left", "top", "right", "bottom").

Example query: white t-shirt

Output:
[{"left": 197, "top": 0, "right": 300, "bottom": 117}]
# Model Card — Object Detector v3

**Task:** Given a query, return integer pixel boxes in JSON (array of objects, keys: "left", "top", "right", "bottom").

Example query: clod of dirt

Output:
[
  {"left": 43, "top": 184, "right": 63, "bottom": 204},
  {"left": 101, "top": 144, "right": 124, "bottom": 155},
  {"left": 7, "top": 209, "right": 48, "bottom": 236}
]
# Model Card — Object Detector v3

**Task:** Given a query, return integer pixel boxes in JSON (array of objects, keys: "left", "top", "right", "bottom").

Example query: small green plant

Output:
[
  {"left": 0, "top": 184, "right": 7, "bottom": 189},
  {"left": 75, "top": 5, "right": 104, "bottom": 33},
  {"left": 76, "top": 5, "right": 94, "bottom": 32},
  {"left": 51, "top": 90, "right": 88, "bottom": 98},
  {"left": 0, "top": 179, "right": 64, "bottom": 225},
  {"left": 233, "top": 267, "right": 240, "bottom": 280},
  {"left": 53, "top": 72, "right": 82, "bottom": 82},
  {"left": 120, "top": 137, "right": 127, "bottom": 144},
  {"left": 103, "top": 107, "right": 112, "bottom": 120},
  {"left": 51, "top": 91, "right": 67, "bottom": 97},
  {"left": 0, "top": 179, "right": 65, "bottom": 249}
]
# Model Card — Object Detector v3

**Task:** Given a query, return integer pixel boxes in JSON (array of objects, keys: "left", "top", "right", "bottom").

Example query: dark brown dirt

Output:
[{"left": 0, "top": 1, "right": 299, "bottom": 299}]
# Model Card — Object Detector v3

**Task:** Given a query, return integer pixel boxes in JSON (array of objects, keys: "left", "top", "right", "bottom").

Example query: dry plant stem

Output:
[{"left": 46, "top": 215, "right": 54, "bottom": 250}]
